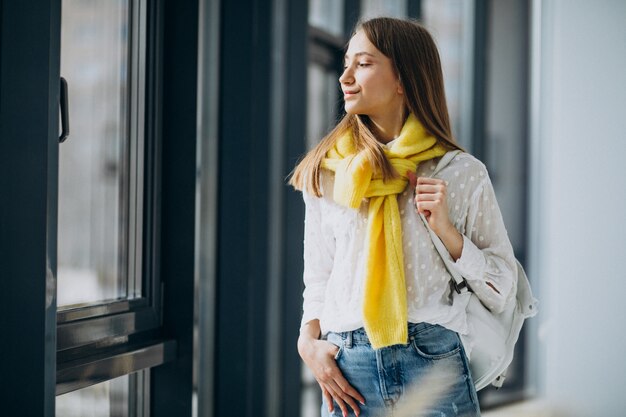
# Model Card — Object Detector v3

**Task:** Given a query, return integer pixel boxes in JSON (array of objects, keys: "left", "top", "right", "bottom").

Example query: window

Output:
[
  {"left": 56, "top": 371, "right": 150, "bottom": 417},
  {"left": 58, "top": 0, "right": 143, "bottom": 309},
  {"left": 421, "top": 0, "right": 475, "bottom": 150},
  {"left": 1, "top": 0, "right": 196, "bottom": 413},
  {"left": 56, "top": 0, "right": 174, "bottom": 407}
]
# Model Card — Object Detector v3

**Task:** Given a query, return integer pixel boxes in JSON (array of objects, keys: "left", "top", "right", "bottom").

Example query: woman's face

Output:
[{"left": 340, "top": 30, "right": 404, "bottom": 119}]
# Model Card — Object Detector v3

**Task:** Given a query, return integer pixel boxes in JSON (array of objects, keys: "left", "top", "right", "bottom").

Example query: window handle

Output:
[{"left": 59, "top": 77, "right": 70, "bottom": 143}]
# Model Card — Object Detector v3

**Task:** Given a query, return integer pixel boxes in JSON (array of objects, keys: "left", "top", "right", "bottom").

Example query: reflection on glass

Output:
[
  {"left": 58, "top": 0, "right": 130, "bottom": 307},
  {"left": 309, "top": 0, "right": 344, "bottom": 37},
  {"left": 421, "top": 0, "right": 471, "bottom": 148},
  {"left": 57, "top": 375, "right": 127, "bottom": 417},
  {"left": 360, "top": 0, "right": 407, "bottom": 20},
  {"left": 307, "top": 63, "right": 341, "bottom": 149}
]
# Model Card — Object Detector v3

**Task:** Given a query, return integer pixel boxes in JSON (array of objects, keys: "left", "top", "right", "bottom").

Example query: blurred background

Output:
[{"left": 1, "top": 0, "right": 625, "bottom": 416}]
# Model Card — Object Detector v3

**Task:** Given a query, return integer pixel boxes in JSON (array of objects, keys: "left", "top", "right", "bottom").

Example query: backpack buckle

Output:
[{"left": 451, "top": 279, "right": 468, "bottom": 294}]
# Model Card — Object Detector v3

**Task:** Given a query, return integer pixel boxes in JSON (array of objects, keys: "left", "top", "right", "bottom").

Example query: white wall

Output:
[{"left": 531, "top": 0, "right": 626, "bottom": 414}]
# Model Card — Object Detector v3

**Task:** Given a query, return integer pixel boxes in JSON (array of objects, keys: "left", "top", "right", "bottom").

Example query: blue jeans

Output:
[{"left": 321, "top": 322, "right": 481, "bottom": 417}]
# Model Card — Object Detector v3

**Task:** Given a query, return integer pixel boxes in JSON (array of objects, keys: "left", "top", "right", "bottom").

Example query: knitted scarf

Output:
[{"left": 321, "top": 113, "right": 449, "bottom": 349}]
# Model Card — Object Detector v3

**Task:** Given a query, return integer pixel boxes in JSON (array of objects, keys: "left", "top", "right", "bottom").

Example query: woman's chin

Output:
[{"left": 343, "top": 105, "right": 361, "bottom": 115}]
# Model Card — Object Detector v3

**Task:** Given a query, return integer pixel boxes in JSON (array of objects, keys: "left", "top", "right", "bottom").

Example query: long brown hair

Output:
[{"left": 289, "top": 17, "right": 467, "bottom": 196}]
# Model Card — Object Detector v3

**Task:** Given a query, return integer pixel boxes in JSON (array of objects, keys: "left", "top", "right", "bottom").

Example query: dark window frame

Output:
[
  {"left": 2, "top": 0, "right": 197, "bottom": 413},
  {"left": 54, "top": 0, "right": 174, "bottom": 396}
]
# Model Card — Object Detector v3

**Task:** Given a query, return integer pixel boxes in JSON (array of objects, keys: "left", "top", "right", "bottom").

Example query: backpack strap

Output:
[{"left": 417, "top": 150, "right": 468, "bottom": 293}]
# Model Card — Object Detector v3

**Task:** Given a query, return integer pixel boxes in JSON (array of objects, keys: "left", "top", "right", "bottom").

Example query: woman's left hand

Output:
[{"left": 407, "top": 171, "right": 454, "bottom": 236}]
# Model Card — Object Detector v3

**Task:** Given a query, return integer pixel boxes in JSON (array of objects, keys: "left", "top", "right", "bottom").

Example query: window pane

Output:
[
  {"left": 56, "top": 371, "right": 148, "bottom": 417},
  {"left": 309, "top": 0, "right": 344, "bottom": 37},
  {"left": 421, "top": 0, "right": 472, "bottom": 149},
  {"left": 58, "top": 0, "right": 139, "bottom": 308},
  {"left": 307, "top": 63, "right": 340, "bottom": 149},
  {"left": 360, "top": 0, "right": 407, "bottom": 20}
]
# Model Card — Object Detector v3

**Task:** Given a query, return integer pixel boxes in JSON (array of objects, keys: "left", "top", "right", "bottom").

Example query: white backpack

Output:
[{"left": 418, "top": 150, "right": 538, "bottom": 390}]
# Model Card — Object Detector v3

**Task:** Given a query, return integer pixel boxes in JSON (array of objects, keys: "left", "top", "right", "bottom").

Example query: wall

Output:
[{"left": 531, "top": 0, "right": 626, "bottom": 414}]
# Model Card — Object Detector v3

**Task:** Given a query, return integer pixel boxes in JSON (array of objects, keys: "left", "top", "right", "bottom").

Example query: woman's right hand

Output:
[{"left": 298, "top": 332, "right": 365, "bottom": 417}]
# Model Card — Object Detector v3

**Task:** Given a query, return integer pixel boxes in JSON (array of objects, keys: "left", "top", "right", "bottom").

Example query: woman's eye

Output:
[{"left": 357, "top": 62, "right": 371, "bottom": 67}]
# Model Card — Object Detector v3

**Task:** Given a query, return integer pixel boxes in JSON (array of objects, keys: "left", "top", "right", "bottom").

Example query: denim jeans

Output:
[{"left": 321, "top": 322, "right": 481, "bottom": 417}]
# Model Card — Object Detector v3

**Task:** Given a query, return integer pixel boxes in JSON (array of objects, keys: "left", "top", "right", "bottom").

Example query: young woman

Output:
[{"left": 290, "top": 17, "right": 517, "bottom": 417}]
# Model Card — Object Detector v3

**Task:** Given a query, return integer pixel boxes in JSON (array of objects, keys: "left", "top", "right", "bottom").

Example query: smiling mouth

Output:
[{"left": 344, "top": 91, "right": 359, "bottom": 96}]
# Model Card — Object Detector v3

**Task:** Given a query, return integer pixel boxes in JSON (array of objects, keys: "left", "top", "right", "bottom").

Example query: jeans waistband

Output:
[{"left": 327, "top": 322, "right": 437, "bottom": 348}]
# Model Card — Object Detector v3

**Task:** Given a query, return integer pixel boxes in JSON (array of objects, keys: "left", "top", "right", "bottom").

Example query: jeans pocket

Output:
[
  {"left": 411, "top": 324, "right": 461, "bottom": 360},
  {"left": 326, "top": 332, "right": 344, "bottom": 361}
]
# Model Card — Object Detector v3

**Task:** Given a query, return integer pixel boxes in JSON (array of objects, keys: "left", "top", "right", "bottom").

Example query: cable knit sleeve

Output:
[
  {"left": 449, "top": 167, "right": 517, "bottom": 313},
  {"left": 300, "top": 189, "right": 335, "bottom": 329}
]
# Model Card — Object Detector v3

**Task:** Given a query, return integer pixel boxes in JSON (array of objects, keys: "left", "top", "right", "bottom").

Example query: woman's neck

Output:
[{"left": 368, "top": 109, "right": 408, "bottom": 144}]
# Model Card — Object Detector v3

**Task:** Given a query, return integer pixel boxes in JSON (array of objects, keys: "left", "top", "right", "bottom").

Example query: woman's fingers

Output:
[
  {"left": 415, "top": 184, "right": 441, "bottom": 194},
  {"left": 329, "top": 382, "right": 360, "bottom": 415},
  {"left": 417, "top": 176, "right": 446, "bottom": 185},
  {"left": 333, "top": 373, "right": 366, "bottom": 405},
  {"left": 414, "top": 178, "right": 446, "bottom": 209},
  {"left": 416, "top": 200, "right": 439, "bottom": 211},
  {"left": 415, "top": 192, "right": 444, "bottom": 201},
  {"left": 321, "top": 386, "right": 334, "bottom": 413},
  {"left": 306, "top": 339, "right": 365, "bottom": 416},
  {"left": 319, "top": 367, "right": 363, "bottom": 415},
  {"left": 325, "top": 381, "right": 358, "bottom": 417}
]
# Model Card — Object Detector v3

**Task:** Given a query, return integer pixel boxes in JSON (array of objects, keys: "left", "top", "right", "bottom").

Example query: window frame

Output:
[
  {"left": 0, "top": 0, "right": 198, "bottom": 414},
  {"left": 55, "top": 0, "right": 176, "bottom": 396}
]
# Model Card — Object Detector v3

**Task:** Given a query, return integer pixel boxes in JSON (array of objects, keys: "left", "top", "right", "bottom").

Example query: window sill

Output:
[{"left": 57, "top": 338, "right": 176, "bottom": 395}]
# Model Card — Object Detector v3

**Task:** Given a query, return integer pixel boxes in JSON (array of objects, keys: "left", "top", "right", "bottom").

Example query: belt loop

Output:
[{"left": 346, "top": 331, "right": 353, "bottom": 349}]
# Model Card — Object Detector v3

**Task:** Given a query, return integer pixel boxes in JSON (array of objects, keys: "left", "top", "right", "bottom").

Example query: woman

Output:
[{"left": 290, "top": 17, "right": 517, "bottom": 417}]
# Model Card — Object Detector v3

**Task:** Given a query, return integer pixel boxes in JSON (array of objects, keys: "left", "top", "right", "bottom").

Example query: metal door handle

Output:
[{"left": 59, "top": 77, "right": 70, "bottom": 143}]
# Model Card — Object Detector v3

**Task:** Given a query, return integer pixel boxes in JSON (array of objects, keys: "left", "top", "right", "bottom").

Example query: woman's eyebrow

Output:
[{"left": 344, "top": 51, "right": 376, "bottom": 60}]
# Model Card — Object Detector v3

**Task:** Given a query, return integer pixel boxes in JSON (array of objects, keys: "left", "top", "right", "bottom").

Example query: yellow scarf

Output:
[{"left": 322, "top": 114, "right": 449, "bottom": 349}]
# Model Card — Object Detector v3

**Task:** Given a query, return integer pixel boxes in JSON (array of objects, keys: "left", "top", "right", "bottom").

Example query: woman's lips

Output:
[{"left": 343, "top": 90, "right": 359, "bottom": 98}]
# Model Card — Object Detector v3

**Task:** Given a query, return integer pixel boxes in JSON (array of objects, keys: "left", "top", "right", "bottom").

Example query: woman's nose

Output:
[{"left": 339, "top": 67, "right": 353, "bottom": 85}]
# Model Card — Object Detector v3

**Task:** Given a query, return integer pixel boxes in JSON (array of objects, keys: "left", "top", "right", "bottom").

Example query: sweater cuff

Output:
[{"left": 300, "top": 304, "right": 324, "bottom": 332}]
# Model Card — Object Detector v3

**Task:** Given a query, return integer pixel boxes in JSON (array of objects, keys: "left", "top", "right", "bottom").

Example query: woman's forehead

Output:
[{"left": 345, "top": 31, "right": 379, "bottom": 57}]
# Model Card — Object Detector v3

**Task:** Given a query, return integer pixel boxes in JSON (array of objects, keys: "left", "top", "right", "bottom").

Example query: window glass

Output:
[
  {"left": 301, "top": 57, "right": 343, "bottom": 417},
  {"left": 56, "top": 371, "right": 148, "bottom": 417},
  {"left": 421, "top": 0, "right": 472, "bottom": 149},
  {"left": 309, "top": 0, "right": 345, "bottom": 37},
  {"left": 58, "top": 0, "right": 142, "bottom": 308},
  {"left": 307, "top": 63, "right": 341, "bottom": 149},
  {"left": 360, "top": 0, "right": 407, "bottom": 19}
]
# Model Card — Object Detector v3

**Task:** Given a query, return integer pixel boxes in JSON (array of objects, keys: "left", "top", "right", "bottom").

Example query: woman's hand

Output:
[
  {"left": 298, "top": 333, "right": 364, "bottom": 417},
  {"left": 407, "top": 170, "right": 464, "bottom": 261},
  {"left": 407, "top": 171, "right": 453, "bottom": 235}
]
